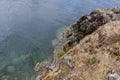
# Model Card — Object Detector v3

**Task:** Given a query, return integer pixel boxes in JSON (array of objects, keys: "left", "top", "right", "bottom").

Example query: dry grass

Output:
[{"left": 40, "top": 21, "right": 120, "bottom": 80}]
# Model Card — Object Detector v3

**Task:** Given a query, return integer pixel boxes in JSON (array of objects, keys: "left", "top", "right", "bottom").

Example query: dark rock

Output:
[{"left": 63, "top": 8, "right": 120, "bottom": 51}]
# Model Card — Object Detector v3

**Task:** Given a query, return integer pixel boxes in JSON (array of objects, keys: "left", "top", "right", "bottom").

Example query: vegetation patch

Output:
[
  {"left": 57, "top": 51, "right": 65, "bottom": 58},
  {"left": 89, "top": 55, "right": 97, "bottom": 65}
]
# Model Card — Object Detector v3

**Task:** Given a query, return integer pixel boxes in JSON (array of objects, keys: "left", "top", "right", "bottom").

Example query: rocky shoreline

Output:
[
  {"left": 63, "top": 8, "right": 120, "bottom": 52},
  {"left": 35, "top": 8, "right": 120, "bottom": 80}
]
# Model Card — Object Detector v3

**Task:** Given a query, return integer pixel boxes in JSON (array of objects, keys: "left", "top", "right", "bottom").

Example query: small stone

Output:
[{"left": 108, "top": 70, "right": 120, "bottom": 80}]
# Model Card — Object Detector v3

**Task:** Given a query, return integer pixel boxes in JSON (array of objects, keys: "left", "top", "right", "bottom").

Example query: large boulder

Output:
[{"left": 63, "top": 8, "right": 120, "bottom": 51}]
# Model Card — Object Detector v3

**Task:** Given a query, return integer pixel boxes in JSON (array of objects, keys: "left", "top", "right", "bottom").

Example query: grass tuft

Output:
[{"left": 57, "top": 51, "right": 65, "bottom": 58}]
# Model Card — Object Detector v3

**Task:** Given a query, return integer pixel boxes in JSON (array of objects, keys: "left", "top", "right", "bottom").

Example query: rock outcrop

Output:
[
  {"left": 35, "top": 8, "right": 120, "bottom": 80},
  {"left": 63, "top": 8, "right": 120, "bottom": 51},
  {"left": 37, "top": 20, "right": 120, "bottom": 80}
]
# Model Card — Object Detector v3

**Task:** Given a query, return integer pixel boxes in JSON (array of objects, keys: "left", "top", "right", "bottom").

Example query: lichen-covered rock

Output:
[
  {"left": 34, "top": 61, "right": 48, "bottom": 72},
  {"left": 45, "top": 59, "right": 60, "bottom": 71}
]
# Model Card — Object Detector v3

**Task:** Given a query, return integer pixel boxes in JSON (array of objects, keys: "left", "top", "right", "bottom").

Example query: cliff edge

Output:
[{"left": 35, "top": 8, "right": 120, "bottom": 80}]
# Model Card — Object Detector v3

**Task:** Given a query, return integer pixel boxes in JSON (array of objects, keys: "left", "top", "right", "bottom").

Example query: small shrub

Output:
[
  {"left": 89, "top": 55, "right": 97, "bottom": 64},
  {"left": 57, "top": 51, "right": 65, "bottom": 58}
]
